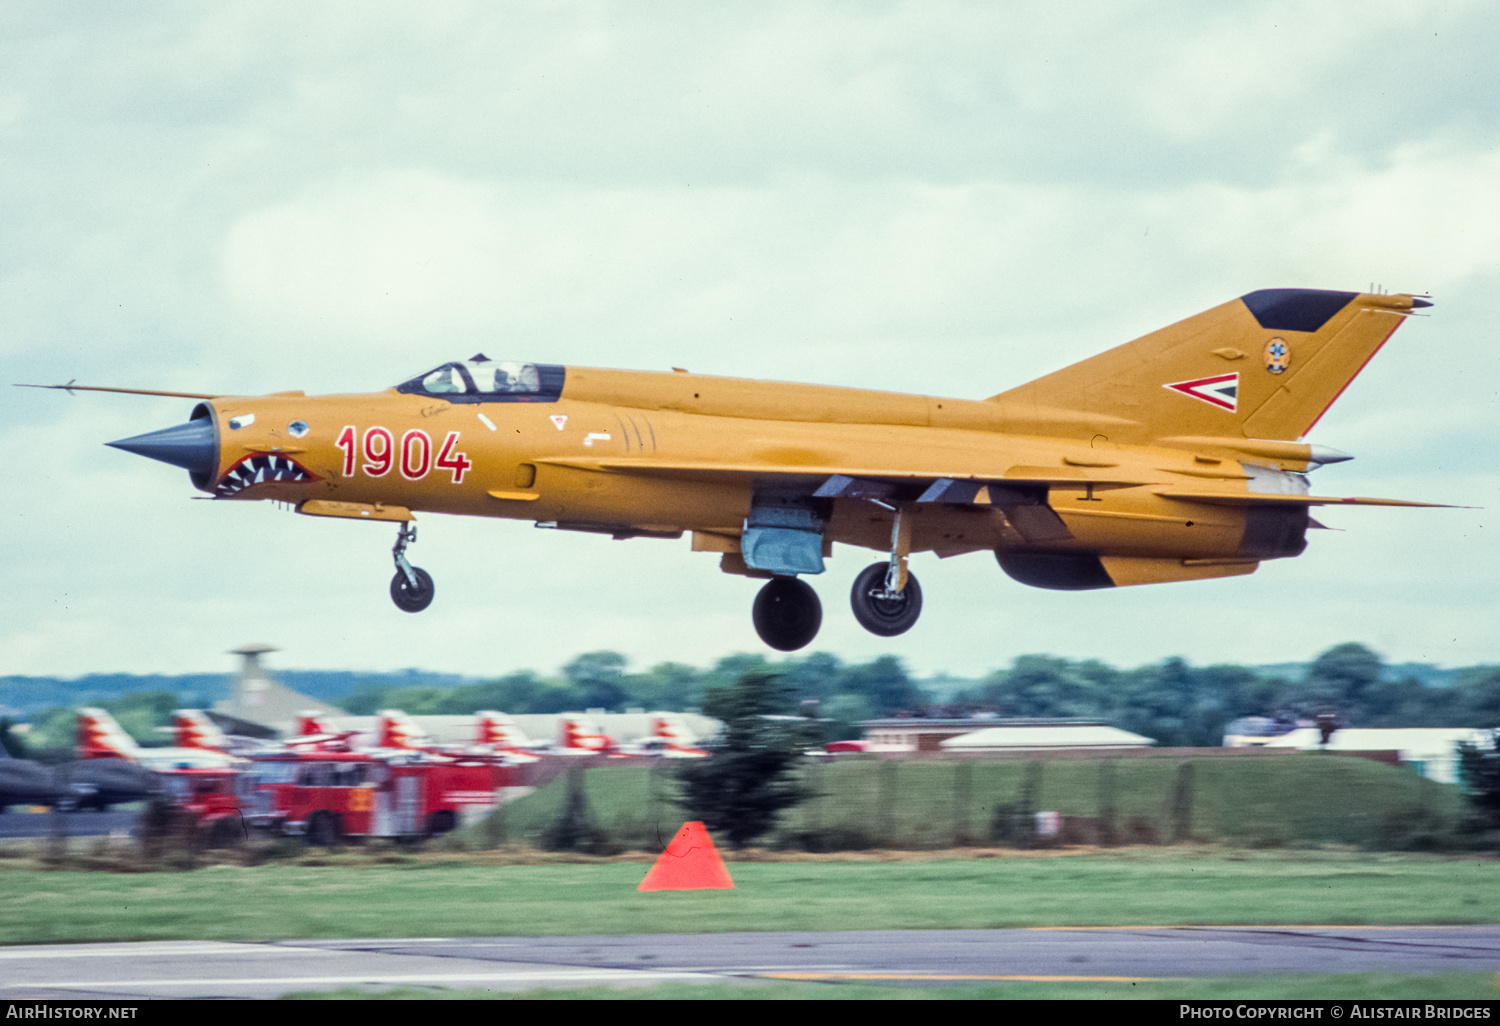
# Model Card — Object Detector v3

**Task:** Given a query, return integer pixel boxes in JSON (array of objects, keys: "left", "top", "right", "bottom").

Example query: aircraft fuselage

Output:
[{"left": 194, "top": 373, "right": 1307, "bottom": 573}]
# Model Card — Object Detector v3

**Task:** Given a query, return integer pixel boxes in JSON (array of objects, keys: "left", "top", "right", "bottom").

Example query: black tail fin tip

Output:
[{"left": 1241, "top": 289, "right": 1358, "bottom": 333}]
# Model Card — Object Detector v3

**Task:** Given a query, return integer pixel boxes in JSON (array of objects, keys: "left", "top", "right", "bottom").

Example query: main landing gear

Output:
[
  {"left": 389, "top": 522, "right": 435, "bottom": 613},
  {"left": 850, "top": 502, "right": 922, "bottom": 636},
  {"left": 747, "top": 506, "right": 925, "bottom": 649},
  {"left": 850, "top": 562, "right": 923, "bottom": 637},
  {"left": 752, "top": 576, "right": 822, "bottom": 651}
]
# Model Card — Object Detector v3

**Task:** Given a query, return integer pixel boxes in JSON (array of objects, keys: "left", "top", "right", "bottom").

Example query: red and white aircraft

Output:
[
  {"left": 78, "top": 708, "right": 240, "bottom": 769},
  {"left": 555, "top": 714, "right": 615, "bottom": 755},
  {"left": 284, "top": 711, "right": 362, "bottom": 752},
  {"left": 641, "top": 713, "right": 709, "bottom": 758},
  {"left": 471, "top": 711, "right": 542, "bottom": 763}
]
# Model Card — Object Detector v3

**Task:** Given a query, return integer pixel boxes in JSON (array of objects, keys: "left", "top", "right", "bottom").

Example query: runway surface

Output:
[
  {"left": 0, "top": 810, "right": 136, "bottom": 839},
  {"left": 2, "top": 926, "right": 1498, "bottom": 998}
]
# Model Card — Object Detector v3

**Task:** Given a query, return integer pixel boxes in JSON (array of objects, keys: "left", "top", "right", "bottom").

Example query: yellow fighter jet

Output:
[{"left": 33, "top": 288, "right": 1443, "bottom": 650}]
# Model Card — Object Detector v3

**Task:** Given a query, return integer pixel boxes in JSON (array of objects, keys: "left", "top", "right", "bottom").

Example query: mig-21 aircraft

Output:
[{"left": 25, "top": 288, "right": 1445, "bottom": 651}]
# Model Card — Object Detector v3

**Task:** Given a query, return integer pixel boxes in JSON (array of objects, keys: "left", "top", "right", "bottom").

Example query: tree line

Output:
[
  {"left": 15, "top": 642, "right": 1500, "bottom": 754},
  {"left": 953, "top": 643, "right": 1500, "bottom": 747},
  {"left": 339, "top": 642, "right": 1500, "bottom": 746}
]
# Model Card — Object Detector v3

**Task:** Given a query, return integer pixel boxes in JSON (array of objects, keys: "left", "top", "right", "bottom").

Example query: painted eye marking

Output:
[
  {"left": 228, "top": 414, "right": 256, "bottom": 430},
  {"left": 215, "top": 453, "right": 318, "bottom": 497},
  {"left": 288, "top": 420, "right": 309, "bottom": 437}
]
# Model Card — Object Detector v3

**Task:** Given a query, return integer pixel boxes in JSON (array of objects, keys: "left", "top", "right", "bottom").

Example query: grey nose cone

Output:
[{"left": 107, "top": 418, "right": 219, "bottom": 479}]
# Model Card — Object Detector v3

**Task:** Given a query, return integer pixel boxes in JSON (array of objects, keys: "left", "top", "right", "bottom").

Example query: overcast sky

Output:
[{"left": 2, "top": 2, "right": 1497, "bottom": 682}]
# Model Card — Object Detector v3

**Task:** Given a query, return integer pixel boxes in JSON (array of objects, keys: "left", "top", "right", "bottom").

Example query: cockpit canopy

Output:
[{"left": 395, "top": 354, "right": 565, "bottom": 404}]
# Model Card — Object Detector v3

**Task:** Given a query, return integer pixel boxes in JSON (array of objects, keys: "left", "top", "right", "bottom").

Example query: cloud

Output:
[
  {"left": 4, "top": 2, "right": 1500, "bottom": 677},
  {"left": 217, "top": 130, "right": 1500, "bottom": 388}
]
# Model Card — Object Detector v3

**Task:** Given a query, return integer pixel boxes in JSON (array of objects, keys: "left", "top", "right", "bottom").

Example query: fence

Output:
[{"left": 486, "top": 751, "right": 1476, "bottom": 852}]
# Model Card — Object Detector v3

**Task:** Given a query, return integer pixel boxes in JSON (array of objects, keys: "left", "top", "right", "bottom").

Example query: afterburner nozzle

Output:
[{"left": 107, "top": 418, "right": 219, "bottom": 480}]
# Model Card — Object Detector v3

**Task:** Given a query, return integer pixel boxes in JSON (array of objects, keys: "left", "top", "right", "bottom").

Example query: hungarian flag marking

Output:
[{"left": 1163, "top": 372, "right": 1239, "bottom": 412}]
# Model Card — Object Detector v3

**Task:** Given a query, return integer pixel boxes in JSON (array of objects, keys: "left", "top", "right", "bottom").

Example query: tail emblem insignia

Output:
[{"left": 1265, "top": 338, "right": 1291, "bottom": 375}]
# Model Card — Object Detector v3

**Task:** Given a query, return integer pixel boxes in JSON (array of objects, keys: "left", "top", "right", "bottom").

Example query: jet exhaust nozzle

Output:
[{"left": 107, "top": 416, "right": 219, "bottom": 483}]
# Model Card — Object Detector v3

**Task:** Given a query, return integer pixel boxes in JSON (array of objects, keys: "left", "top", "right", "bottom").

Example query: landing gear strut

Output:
[
  {"left": 389, "top": 522, "right": 435, "bottom": 613},
  {"left": 850, "top": 562, "right": 922, "bottom": 636},
  {"left": 850, "top": 505, "right": 922, "bottom": 636},
  {"left": 752, "top": 576, "right": 822, "bottom": 651}
]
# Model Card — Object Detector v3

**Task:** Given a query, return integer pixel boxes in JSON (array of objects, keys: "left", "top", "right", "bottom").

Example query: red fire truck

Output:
[
  {"left": 157, "top": 767, "right": 254, "bottom": 846},
  {"left": 243, "top": 751, "right": 519, "bottom": 844}
]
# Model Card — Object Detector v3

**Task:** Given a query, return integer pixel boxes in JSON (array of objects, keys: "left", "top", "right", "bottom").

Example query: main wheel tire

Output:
[
  {"left": 426, "top": 810, "right": 457, "bottom": 837},
  {"left": 390, "top": 567, "right": 435, "bottom": 613},
  {"left": 752, "top": 576, "right": 822, "bottom": 651},
  {"left": 850, "top": 562, "right": 923, "bottom": 637}
]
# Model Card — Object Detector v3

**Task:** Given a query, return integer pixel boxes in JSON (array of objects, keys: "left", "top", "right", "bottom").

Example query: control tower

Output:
[{"left": 214, "top": 644, "right": 341, "bottom": 735}]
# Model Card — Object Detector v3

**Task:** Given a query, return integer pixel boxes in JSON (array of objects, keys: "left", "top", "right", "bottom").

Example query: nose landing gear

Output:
[
  {"left": 751, "top": 576, "right": 822, "bottom": 651},
  {"left": 389, "top": 522, "right": 435, "bottom": 613}
]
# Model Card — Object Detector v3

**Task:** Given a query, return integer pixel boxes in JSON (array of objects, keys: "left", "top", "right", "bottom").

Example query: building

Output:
[
  {"left": 940, "top": 721, "right": 1154, "bottom": 753},
  {"left": 1229, "top": 725, "right": 1495, "bottom": 784},
  {"left": 862, "top": 716, "right": 1154, "bottom": 754},
  {"left": 213, "top": 644, "right": 343, "bottom": 735},
  {"left": 862, "top": 717, "right": 1002, "bottom": 752}
]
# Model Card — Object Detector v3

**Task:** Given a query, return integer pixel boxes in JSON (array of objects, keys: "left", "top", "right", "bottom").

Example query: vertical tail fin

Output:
[
  {"left": 76, "top": 708, "right": 141, "bottom": 760},
  {"left": 651, "top": 713, "right": 693, "bottom": 744},
  {"left": 296, "top": 711, "right": 336, "bottom": 736},
  {"left": 992, "top": 290, "right": 1428, "bottom": 442},
  {"left": 559, "top": 715, "right": 608, "bottom": 752},
  {"left": 474, "top": 711, "right": 540, "bottom": 763},
  {"left": 171, "top": 709, "right": 228, "bottom": 751},
  {"left": 377, "top": 709, "right": 430, "bottom": 750},
  {"left": 651, "top": 713, "right": 708, "bottom": 757},
  {"left": 288, "top": 710, "right": 359, "bottom": 752},
  {"left": 475, "top": 710, "right": 530, "bottom": 749}
]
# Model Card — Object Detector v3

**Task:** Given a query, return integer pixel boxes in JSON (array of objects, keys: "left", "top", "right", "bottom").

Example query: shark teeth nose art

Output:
[{"left": 215, "top": 453, "right": 317, "bottom": 497}]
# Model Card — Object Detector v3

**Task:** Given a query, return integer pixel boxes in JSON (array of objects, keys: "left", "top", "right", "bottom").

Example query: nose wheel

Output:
[
  {"left": 850, "top": 562, "right": 922, "bottom": 636},
  {"left": 391, "top": 566, "right": 435, "bottom": 612},
  {"left": 752, "top": 576, "right": 822, "bottom": 651},
  {"left": 389, "top": 522, "right": 435, "bottom": 613}
]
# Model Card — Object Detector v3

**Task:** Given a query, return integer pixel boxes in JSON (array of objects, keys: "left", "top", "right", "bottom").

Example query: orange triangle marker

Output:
[{"left": 638, "top": 821, "right": 735, "bottom": 891}]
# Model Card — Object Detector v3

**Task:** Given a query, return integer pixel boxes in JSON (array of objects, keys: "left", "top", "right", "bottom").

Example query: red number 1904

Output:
[{"left": 336, "top": 426, "right": 472, "bottom": 484}]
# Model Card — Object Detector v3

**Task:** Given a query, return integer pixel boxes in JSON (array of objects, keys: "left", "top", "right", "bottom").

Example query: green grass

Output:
[
  {"left": 287, "top": 973, "right": 1500, "bottom": 1000},
  {"left": 498, "top": 753, "right": 1476, "bottom": 852},
  {"left": 3, "top": 849, "right": 1498, "bottom": 945}
]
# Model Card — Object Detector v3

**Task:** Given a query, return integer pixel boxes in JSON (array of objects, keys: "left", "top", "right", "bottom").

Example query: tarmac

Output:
[
  {"left": 1, "top": 926, "right": 1497, "bottom": 998},
  {"left": 0, "top": 810, "right": 136, "bottom": 839}
]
